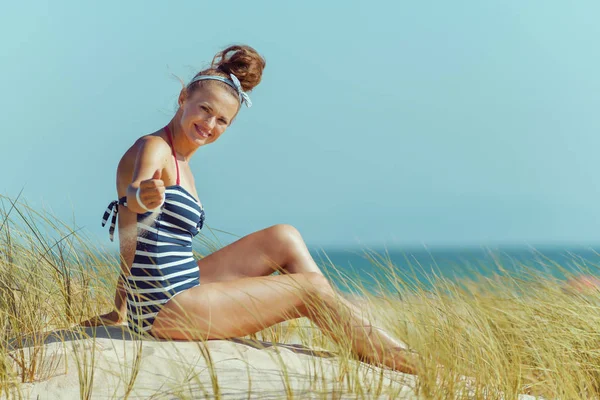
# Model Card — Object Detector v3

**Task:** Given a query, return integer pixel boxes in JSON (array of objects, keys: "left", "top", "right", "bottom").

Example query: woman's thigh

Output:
[
  {"left": 197, "top": 224, "right": 320, "bottom": 285},
  {"left": 151, "top": 272, "right": 332, "bottom": 340}
]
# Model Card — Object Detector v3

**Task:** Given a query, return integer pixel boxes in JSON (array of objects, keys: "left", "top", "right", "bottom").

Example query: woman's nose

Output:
[{"left": 203, "top": 116, "right": 216, "bottom": 130}]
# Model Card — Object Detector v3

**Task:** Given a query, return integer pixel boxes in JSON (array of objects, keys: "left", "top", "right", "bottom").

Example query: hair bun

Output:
[{"left": 212, "top": 45, "right": 266, "bottom": 92}]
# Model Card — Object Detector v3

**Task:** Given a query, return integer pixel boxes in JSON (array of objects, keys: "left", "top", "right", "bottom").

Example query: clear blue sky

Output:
[{"left": 2, "top": 1, "right": 600, "bottom": 249}]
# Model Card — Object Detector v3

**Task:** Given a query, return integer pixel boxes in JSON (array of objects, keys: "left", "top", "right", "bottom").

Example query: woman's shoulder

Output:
[
  {"left": 133, "top": 133, "right": 171, "bottom": 156},
  {"left": 118, "top": 134, "right": 170, "bottom": 168},
  {"left": 116, "top": 133, "right": 172, "bottom": 188}
]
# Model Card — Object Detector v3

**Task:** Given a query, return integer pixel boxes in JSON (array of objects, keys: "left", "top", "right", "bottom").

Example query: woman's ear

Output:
[{"left": 178, "top": 88, "right": 188, "bottom": 107}]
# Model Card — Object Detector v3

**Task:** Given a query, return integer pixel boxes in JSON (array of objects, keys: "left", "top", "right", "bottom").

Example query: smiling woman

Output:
[{"left": 86, "top": 44, "right": 418, "bottom": 375}]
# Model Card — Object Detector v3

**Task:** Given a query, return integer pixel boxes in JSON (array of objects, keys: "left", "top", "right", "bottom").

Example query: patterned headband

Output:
[{"left": 188, "top": 73, "right": 252, "bottom": 108}]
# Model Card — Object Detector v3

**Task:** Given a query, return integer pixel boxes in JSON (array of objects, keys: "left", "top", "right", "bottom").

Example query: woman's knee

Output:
[
  {"left": 264, "top": 224, "right": 323, "bottom": 275},
  {"left": 267, "top": 224, "right": 303, "bottom": 245},
  {"left": 266, "top": 224, "right": 307, "bottom": 258}
]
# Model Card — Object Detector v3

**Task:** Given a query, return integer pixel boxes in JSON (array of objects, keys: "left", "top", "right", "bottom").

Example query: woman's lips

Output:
[{"left": 194, "top": 124, "right": 211, "bottom": 138}]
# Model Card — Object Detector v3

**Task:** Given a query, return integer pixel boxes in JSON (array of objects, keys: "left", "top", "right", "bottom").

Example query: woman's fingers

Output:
[{"left": 139, "top": 172, "right": 165, "bottom": 207}]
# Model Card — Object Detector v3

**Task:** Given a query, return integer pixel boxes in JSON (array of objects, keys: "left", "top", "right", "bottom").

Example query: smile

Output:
[{"left": 194, "top": 124, "right": 211, "bottom": 138}]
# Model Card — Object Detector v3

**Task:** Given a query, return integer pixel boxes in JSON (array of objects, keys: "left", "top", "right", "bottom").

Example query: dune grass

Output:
[{"left": 2, "top": 193, "right": 600, "bottom": 399}]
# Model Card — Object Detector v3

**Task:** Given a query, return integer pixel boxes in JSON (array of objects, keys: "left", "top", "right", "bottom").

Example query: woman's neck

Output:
[{"left": 166, "top": 119, "right": 197, "bottom": 161}]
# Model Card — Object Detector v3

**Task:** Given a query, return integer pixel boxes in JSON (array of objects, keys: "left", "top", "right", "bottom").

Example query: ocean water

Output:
[
  {"left": 93, "top": 244, "right": 600, "bottom": 295},
  {"left": 308, "top": 246, "right": 600, "bottom": 294}
]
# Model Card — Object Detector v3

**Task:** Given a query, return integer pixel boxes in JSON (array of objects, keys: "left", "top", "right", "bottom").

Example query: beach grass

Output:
[{"left": 2, "top": 194, "right": 600, "bottom": 399}]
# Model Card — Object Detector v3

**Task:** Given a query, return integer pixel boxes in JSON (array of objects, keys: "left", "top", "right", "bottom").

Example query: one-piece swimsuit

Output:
[{"left": 101, "top": 126, "right": 205, "bottom": 334}]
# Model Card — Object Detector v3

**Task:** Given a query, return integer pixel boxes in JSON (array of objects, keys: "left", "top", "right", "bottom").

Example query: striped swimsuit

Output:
[{"left": 102, "top": 126, "right": 206, "bottom": 334}]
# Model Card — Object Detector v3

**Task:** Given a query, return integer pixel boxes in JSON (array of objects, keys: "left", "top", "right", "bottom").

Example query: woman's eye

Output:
[
  {"left": 200, "top": 105, "right": 209, "bottom": 112},
  {"left": 219, "top": 119, "right": 228, "bottom": 125}
]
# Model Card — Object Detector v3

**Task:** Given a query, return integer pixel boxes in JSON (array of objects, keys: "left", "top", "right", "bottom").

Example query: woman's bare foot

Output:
[
  {"left": 374, "top": 346, "right": 420, "bottom": 374},
  {"left": 355, "top": 343, "right": 420, "bottom": 375}
]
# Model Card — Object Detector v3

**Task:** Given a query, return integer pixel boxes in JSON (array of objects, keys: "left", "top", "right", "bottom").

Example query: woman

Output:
[{"left": 94, "top": 45, "right": 417, "bottom": 374}]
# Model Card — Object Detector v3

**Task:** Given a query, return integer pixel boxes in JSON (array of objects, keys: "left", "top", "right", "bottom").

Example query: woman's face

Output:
[{"left": 178, "top": 84, "right": 240, "bottom": 147}]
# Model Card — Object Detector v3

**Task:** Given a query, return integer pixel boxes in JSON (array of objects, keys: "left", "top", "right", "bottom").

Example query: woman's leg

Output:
[
  {"left": 151, "top": 272, "right": 418, "bottom": 374},
  {"left": 197, "top": 224, "right": 324, "bottom": 284},
  {"left": 198, "top": 223, "right": 379, "bottom": 331},
  {"left": 197, "top": 224, "right": 414, "bottom": 355}
]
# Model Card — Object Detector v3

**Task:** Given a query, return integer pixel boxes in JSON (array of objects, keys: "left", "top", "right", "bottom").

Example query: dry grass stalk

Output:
[{"left": 2, "top": 194, "right": 600, "bottom": 398}]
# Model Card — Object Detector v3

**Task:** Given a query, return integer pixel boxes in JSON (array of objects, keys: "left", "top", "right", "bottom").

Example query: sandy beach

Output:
[{"left": 3, "top": 324, "right": 542, "bottom": 399}]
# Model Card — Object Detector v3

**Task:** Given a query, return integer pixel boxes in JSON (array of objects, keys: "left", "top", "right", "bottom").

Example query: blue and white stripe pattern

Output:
[
  {"left": 101, "top": 200, "right": 123, "bottom": 242},
  {"left": 102, "top": 185, "right": 205, "bottom": 334}
]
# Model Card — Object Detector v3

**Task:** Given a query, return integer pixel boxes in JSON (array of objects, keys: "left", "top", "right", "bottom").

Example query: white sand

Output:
[{"left": 4, "top": 326, "right": 540, "bottom": 399}]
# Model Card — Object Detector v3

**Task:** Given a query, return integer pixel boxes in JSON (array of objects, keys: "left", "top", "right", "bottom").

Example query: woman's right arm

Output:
[
  {"left": 125, "top": 136, "right": 170, "bottom": 214},
  {"left": 80, "top": 136, "right": 171, "bottom": 327}
]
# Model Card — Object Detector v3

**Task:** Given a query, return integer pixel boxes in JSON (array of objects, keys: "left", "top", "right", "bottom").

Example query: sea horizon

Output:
[{"left": 307, "top": 244, "right": 600, "bottom": 293}]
